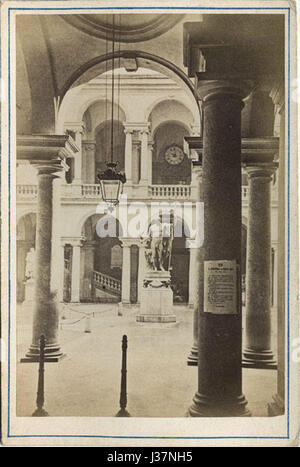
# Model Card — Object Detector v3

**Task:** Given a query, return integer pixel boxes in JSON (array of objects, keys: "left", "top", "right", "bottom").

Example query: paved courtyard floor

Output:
[{"left": 16, "top": 303, "right": 277, "bottom": 418}]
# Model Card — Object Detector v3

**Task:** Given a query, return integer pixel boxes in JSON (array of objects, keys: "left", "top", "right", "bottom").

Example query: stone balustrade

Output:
[
  {"left": 81, "top": 184, "right": 101, "bottom": 197},
  {"left": 149, "top": 185, "right": 192, "bottom": 199},
  {"left": 17, "top": 184, "right": 38, "bottom": 198},
  {"left": 242, "top": 186, "right": 249, "bottom": 200},
  {"left": 16, "top": 183, "right": 258, "bottom": 202},
  {"left": 93, "top": 270, "right": 121, "bottom": 294}
]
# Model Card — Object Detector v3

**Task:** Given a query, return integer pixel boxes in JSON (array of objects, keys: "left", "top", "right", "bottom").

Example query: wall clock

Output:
[{"left": 164, "top": 145, "right": 185, "bottom": 165}]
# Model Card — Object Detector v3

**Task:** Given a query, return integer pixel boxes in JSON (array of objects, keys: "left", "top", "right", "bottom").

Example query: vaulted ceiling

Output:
[{"left": 16, "top": 13, "right": 284, "bottom": 135}]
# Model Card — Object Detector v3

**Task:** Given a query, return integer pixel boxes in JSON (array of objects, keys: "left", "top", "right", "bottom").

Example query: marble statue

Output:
[
  {"left": 25, "top": 247, "right": 35, "bottom": 280},
  {"left": 144, "top": 213, "right": 174, "bottom": 272}
]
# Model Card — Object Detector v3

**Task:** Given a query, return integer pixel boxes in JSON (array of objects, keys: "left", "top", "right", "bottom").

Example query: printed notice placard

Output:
[{"left": 204, "top": 260, "right": 237, "bottom": 314}]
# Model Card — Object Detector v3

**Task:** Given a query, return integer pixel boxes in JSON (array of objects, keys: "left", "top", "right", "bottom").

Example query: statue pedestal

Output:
[
  {"left": 23, "top": 278, "right": 35, "bottom": 308},
  {"left": 137, "top": 271, "right": 176, "bottom": 323}
]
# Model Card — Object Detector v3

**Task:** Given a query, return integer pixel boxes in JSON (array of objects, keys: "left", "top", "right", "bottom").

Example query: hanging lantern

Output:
[
  {"left": 98, "top": 15, "right": 126, "bottom": 207},
  {"left": 98, "top": 162, "right": 126, "bottom": 207}
]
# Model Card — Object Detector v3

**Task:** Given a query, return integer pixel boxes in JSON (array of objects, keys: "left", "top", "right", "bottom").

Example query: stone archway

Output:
[
  {"left": 152, "top": 120, "right": 192, "bottom": 186},
  {"left": 94, "top": 119, "right": 126, "bottom": 179},
  {"left": 59, "top": 50, "right": 198, "bottom": 108},
  {"left": 81, "top": 213, "right": 123, "bottom": 302}
]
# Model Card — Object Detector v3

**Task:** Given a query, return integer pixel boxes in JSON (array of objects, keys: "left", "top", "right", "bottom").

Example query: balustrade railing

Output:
[
  {"left": 242, "top": 186, "right": 249, "bottom": 200},
  {"left": 16, "top": 185, "right": 37, "bottom": 197},
  {"left": 93, "top": 270, "right": 121, "bottom": 294},
  {"left": 81, "top": 184, "right": 101, "bottom": 198},
  {"left": 149, "top": 185, "right": 192, "bottom": 199},
  {"left": 16, "top": 183, "right": 252, "bottom": 202}
]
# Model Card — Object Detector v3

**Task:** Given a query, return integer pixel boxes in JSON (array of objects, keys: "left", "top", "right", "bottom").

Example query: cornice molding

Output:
[
  {"left": 17, "top": 135, "right": 79, "bottom": 163},
  {"left": 184, "top": 136, "right": 279, "bottom": 164},
  {"left": 64, "top": 122, "right": 85, "bottom": 134},
  {"left": 123, "top": 122, "right": 151, "bottom": 132},
  {"left": 61, "top": 236, "right": 85, "bottom": 247}
]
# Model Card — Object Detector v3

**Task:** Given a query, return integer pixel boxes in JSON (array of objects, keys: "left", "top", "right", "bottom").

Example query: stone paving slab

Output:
[{"left": 16, "top": 304, "right": 276, "bottom": 418}]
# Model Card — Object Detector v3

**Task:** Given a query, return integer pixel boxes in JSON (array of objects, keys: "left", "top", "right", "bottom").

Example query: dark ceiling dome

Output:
[{"left": 61, "top": 14, "right": 185, "bottom": 42}]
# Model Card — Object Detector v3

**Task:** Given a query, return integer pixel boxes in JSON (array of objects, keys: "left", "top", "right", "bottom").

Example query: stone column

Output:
[
  {"left": 50, "top": 171, "right": 64, "bottom": 300},
  {"left": 124, "top": 127, "right": 133, "bottom": 185},
  {"left": 22, "top": 164, "right": 64, "bottom": 362},
  {"left": 268, "top": 89, "right": 285, "bottom": 415},
  {"left": 132, "top": 140, "right": 140, "bottom": 185},
  {"left": 242, "top": 164, "right": 277, "bottom": 369},
  {"left": 81, "top": 241, "right": 96, "bottom": 301},
  {"left": 70, "top": 122, "right": 84, "bottom": 185},
  {"left": 70, "top": 238, "right": 83, "bottom": 303},
  {"left": 139, "top": 128, "right": 149, "bottom": 186},
  {"left": 148, "top": 139, "right": 154, "bottom": 186},
  {"left": 65, "top": 123, "right": 85, "bottom": 184},
  {"left": 138, "top": 242, "right": 146, "bottom": 303},
  {"left": 82, "top": 141, "right": 96, "bottom": 183},
  {"left": 188, "top": 80, "right": 252, "bottom": 417},
  {"left": 120, "top": 239, "right": 131, "bottom": 307},
  {"left": 56, "top": 242, "right": 65, "bottom": 303},
  {"left": 187, "top": 247, "right": 198, "bottom": 362},
  {"left": 18, "top": 134, "right": 79, "bottom": 362},
  {"left": 272, "top": 242, "right": 278, "bottom": 309},
  {"left": 187, "top": 163, "right": 203, "bottom": 366}
]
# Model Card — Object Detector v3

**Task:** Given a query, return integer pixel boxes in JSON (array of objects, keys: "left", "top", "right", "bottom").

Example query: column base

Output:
[
  {"left": 118, "top": 301, "right": 131, "bottom": 315},
  {"left": 21, "top": 343, "right": 65, "bottom": 363},
  {"left": 242, "top": 348, "right": 277, "bottom": 369},
  {"left": 187, "top": 392, "right": 251, "bottom": 417},
  {"left": 187, "top": 345, "right": 198, "bottom": 366},
  {"left": 267, "top": 394, "right": 285, "bottom": 416},
  {"left": 32, "top": 408, "right": 49, "bottom": 417},
  {"left": 136, "top": 315, "right": 176, "bottom": 323},
  {"left": 116, "top": 408, "right": 131, "bottom": 417}
]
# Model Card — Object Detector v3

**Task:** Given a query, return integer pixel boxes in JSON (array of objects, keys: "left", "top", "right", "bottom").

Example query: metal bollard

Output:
[
  {"left": 116, "top": 335, "right": 130, "bottom": 417},
  {"left": 32, "top": 335, "right": 49, "bottom": 417}
]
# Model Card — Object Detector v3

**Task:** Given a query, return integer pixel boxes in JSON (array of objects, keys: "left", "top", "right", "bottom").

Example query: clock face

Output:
[{"left": 164, "top": 145, "right": 185, "bottom": 165}]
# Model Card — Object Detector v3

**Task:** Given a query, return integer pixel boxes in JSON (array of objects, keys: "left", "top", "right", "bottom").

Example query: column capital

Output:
[
  {"left": 120, "top": 237, "right": 141, "bottom": 247},
  {"left": 184, "top": 136, "right": 279, "bottom": 165},
  {"left": 82, "top": 240, "right": 97, "bottom": 249},
  {"left": 61, "top": 236, "right": 85, "bottom": 247},
  {"left": 17, "top": 135, "right": 79, "bottom": 167},
  {"left": 241, "top": 137, "right": 279, "bottom": 164},
  {"left": 82, "top": 140, "right": 96, "bottom": 150},
  {"left": 195, "top": 78, "right": 253, "bottom": 104},
  {"left": 33, "top": 161, "right": 69, "bottom": 176},
  {"left": 120, "top": 238, "right": 132, "bottom": 248},
  {"left": 132, "top": 139, "right": 141, "bottom": 148},
  {"left": 139, "top": 125, "right": 151, "bottom": 136},
  {"left": 123, "top": 125, "right": 134, "bottom": 135},
  {"left": 191, "top": 161, "right": 203, "bottom": 179},
  {"left": 190, "top": 123, "right": 201, "bottom": 136},
  {"left": 183, "top": 136, "right": 203, "bottom": 163},
  {"left": 64, "top": 121, "right": 85, "bottom": 135},
  {"left": 245, "top": 162, "right": 278, "bottom": 180},
  {"left": 124, "top": 122, "right": 150, "bottom": 134}
]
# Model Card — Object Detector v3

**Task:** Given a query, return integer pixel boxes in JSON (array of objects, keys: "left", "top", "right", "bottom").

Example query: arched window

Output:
[{"left": 152, "top": 121, "right": 191, "bottom": 185}]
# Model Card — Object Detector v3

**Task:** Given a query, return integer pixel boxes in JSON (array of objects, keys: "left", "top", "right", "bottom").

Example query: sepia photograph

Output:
[{"left": 1, "top": 0, "right": 299, "bottom": 447}]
